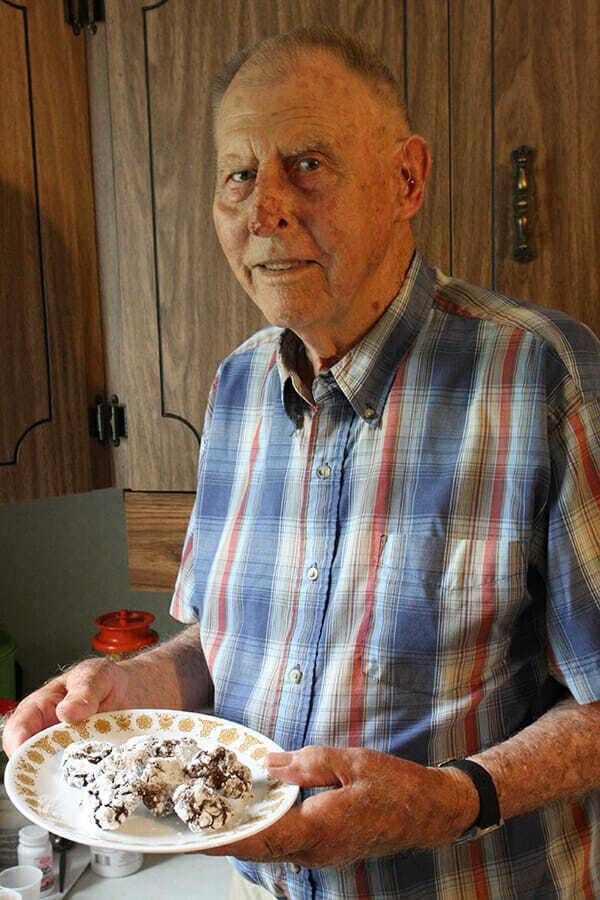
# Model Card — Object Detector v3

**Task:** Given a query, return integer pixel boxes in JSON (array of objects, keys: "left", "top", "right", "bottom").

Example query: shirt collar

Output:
[{"left": 276, "top": 251, "right": 435, "bottom": 426}]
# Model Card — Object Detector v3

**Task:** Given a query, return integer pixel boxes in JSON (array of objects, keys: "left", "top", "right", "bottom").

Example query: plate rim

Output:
[{"left": 5, "top": 708, "right": 299, "bottom": 854}]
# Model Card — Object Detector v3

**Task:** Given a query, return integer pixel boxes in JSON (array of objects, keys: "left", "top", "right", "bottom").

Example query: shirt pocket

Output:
[{"left": 370, "top": 529, "right": 528, "bottom": 695}]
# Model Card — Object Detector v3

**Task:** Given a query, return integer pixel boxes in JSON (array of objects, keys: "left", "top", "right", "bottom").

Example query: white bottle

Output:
[
  {"left": 17, "top": 825, "right": 55, "bottom": 895},
  {"left": 90, "top": 846, "right": 143, "bottom": 877}
]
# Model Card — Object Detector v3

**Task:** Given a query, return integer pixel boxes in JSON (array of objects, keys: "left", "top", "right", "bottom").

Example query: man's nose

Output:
[{"left": 247, "top": 175, "right": 291, "bottom": 236}]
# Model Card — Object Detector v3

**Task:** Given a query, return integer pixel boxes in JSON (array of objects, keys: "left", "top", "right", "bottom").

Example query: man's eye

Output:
[
  {"left": 230, "top": 170, "right": 255, "bottom": 183},
  {"left": 297, "top": 158, "right": 321, "bottom": 172}
]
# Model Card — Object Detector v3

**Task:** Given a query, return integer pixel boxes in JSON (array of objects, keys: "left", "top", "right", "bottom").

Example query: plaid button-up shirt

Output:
[{"left": 171, "top": 253, "right": 600, "bottom": 899}]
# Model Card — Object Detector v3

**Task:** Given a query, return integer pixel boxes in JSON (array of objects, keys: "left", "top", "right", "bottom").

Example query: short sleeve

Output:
[
  {"left": 545, "top": 395, "right": 600, "bottom": 702},
  {"left": 170, "top": 509, "right": 198, "bottom": 623},
  {"left": 170, "top": 373, "right": 219, "bottom": 624}
]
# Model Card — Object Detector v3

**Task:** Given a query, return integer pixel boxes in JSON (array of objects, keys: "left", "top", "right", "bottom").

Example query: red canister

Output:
[{"left": 92, "top": 609, "right": 158, "bottom": 660}]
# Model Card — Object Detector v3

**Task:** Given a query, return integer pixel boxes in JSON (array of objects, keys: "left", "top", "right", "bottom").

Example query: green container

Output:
[{"left": 0, "top": 631, "right": 16, "bottom": 701}]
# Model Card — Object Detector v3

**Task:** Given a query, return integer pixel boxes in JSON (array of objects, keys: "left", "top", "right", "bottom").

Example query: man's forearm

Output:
[
  {"left": 469, "top": 697, "right": 600, "bottom": 821},
  {"left": 118, "top": 624, "right": 213, "bottom": 712}
]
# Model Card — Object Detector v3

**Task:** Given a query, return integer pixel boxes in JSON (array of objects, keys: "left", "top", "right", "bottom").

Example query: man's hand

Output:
[
  {"left": 204, "top": 745, "right": 479, "bottom": 868},
  {"left": 2, "top": 626, "right": 212, "bottom": 758},
  {"left": 2, "top": 657, "right": 129, "bottom": 757}
]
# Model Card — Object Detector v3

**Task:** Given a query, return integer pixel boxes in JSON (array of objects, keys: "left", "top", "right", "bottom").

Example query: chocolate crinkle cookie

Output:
[
  {"left": 172, "top": 781, "right": 233, "bottom": 832},
  {"left": 62, "top": 734, "right": 254, "bottom": 833},
  {"left": 109, "top": 735, "right": 156, "bottom": 774},
  {"left": 139, "top": 755, "right": 187, "bottom": 817},
  {"left": 61, "top": 740, "right": 114, "bottom": 788},
  {"left": 83, "top": 767, "right": 142, "bottom": 830},
  {"left": 185, "top": 745, "right": 252, "bottom": 799},
  {"left": 149, "top": 736, "right": 200, "bottom": 765}
]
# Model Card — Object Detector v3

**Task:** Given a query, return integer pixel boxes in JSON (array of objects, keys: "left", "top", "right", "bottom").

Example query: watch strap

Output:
[{"left": 440, "top": 758, "right": 502, "bottom": 832}]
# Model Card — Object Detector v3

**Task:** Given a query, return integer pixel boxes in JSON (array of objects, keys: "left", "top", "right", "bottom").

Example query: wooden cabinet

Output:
[
  {"left": 448, "top": 0, "right": 600, "bottom": 322},
  {"left": 3, "top": 1, "right": 598, "bottom": 585},
  {"left": 0, "top": 0, "right": 110, "bottom": 502}
]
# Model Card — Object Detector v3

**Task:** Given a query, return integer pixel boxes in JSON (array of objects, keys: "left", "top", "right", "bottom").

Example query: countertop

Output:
[{"left": 63, "top": 847, "right": 233, "bottom": 899}]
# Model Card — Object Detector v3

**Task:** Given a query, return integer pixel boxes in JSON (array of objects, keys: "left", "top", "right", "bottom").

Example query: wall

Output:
[{"left": 0, "top": 488, "right": 184, "bottom": 697}]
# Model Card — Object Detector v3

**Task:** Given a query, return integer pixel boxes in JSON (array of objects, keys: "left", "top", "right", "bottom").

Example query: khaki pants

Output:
[{"left": 228, "top": 867, "right": 277, "bottom": 900}]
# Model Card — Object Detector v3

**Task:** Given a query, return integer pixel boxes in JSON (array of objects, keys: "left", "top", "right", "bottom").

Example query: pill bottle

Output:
[
  {"left": 90, "top": 846, "right": 143, "bottom": 877},
  {"left": 17, "top": 825, "right": 55, "bottom": 895}
]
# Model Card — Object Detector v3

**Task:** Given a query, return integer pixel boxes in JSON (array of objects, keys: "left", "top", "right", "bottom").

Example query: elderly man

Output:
[{"left": 4, "top": 27, "right": 600, "bottom": 900}]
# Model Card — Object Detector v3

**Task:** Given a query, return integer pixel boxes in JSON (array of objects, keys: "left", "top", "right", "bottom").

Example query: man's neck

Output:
[{"left": 299, "top": 245, "right": 415, "bottom": 390}]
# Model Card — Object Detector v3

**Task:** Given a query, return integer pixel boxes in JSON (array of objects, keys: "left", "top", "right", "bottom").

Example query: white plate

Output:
[{"left": 5, "top": 709, "right": 298, "bottom": 854}]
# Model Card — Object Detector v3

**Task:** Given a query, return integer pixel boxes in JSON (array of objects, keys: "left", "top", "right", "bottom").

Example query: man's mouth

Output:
[{"left": 254, "top": 259, "right": 315, "bottom": 272}]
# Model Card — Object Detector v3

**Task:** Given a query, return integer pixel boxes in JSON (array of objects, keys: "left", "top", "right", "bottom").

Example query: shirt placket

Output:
[{"left": 282, "top": 381, "right": 349, "bottom": 900}]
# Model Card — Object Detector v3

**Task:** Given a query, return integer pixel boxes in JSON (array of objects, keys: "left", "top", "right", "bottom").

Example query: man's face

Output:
[{"left": 212, "top": 51, "right": 409, "bottom": 346}]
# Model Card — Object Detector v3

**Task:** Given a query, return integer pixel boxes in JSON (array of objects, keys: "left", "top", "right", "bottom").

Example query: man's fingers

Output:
[
  {"left": 2, "top": 691, "right": 64, "bottom": 756},
  {"left": 267, "top": 745, "right": 347, "bottom": 788},
  {"left": 55, "top": 693, "right": 100, "bottom": 722},
  {"left": 56, "top": 659, "right": 123, "bottom": 722},
  {"left": 56, "top": 667, "right": 107, "bottom": 721},
  {"left": 2, "top": 658, "right": 125, "bottom": 757}
]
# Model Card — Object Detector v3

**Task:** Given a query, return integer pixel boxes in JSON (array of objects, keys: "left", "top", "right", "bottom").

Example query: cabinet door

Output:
[
  {"left": 91, "top": 0, "right": 450, "bottom": 492},
  {"left": 0, "top": 0, "right": 110, "bottom": 502},
  {"left": 494, "top": 0, "right": 599, "bottom": 331},
  {"left": 449, "top": 0, "right": 600, "bottom": 337}
]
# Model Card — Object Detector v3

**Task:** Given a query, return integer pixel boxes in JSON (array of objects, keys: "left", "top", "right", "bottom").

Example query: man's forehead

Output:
[
  {"left": 216, "top": 103, "right": 342, "bottom": 147},
  {"left": 220, "top": 48, "right": 383, "bottom": 120},
  {"left": 229, "top": 46, "right": 358, "bottom": 94},
  {"left": 215, "top": 54, "right": 387, "bottom": 154}
]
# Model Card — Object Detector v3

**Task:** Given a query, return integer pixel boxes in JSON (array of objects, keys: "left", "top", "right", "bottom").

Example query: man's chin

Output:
[{"left": 251, "top": 292, "right": 330, "bottom": 333}]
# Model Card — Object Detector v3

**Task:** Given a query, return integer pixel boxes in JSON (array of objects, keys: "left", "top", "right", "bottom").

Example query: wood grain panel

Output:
[
  {"left": 125, "top": 490, "right": 194, "bottom": 591},
  {"left": 495, "top": 0, "right": 600, "bottom": 335},
  {"left": 406, "top": 0, "right": 450, "bottom": 272},
  {"left": 102, "top": 1, "right": 197, "bottom": 493},
  {"left": 0, "top": 1, "right": 49, "bottom": 462},
  {"left": 449, "top": 0, "right": 493, "bottom": 286},
  {"left": 0, "top": 0, "right": 110, "bottom": 502}
]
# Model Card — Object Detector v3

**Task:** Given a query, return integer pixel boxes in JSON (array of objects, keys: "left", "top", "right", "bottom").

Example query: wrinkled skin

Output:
[
  {"left": 204, "top": 745, "right": 477, "bottom": 868},
  {"left": 212, "top": 48, "right": 430, "bottom": 375},
  {"left": 2, "top": 657, "right": 130, "bottom": 756}
]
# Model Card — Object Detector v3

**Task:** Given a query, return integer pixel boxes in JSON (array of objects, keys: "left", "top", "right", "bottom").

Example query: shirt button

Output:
[
  {"left": 364, "top": 405, "right": 376, "bottom": 420},
  {"left": 288, "top": 863, "right": 301, "bottom": 874},
  {"left": 307, "top": 566, "right": 319, "bottom": 581},
  {"left": 316, "top": 463, "right": 331, "bottom": 478},
  {"left": 289, "top": 668, "right": 303, "bottom": 684}
]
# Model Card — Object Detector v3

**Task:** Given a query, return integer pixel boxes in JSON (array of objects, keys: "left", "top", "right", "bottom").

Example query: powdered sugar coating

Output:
[
  {"left": 172, "top": 781, "right": 233, "bottom": 832},
  {"left": 139, "top": 755, "right": 187, "bottom": 817},
  {"left": 108, "top": 736, "right": 157, "bottom": 774},
  {"left": 185, "top": 745, "right": 252, "bottom": 799},
  {"left": 149, "top": 736, "right": 199, "bottom": 765},
  {"left": 83, "top": 767, "right": 142, "bottom": 830},
  {"left": 61, "top": 740, "right": 114, "bottom": 788}
]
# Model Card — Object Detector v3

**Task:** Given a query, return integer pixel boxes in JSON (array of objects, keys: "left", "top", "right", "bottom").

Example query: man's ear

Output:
[{"left": 393, "top": 135, "right": 432, "bottom": 221}]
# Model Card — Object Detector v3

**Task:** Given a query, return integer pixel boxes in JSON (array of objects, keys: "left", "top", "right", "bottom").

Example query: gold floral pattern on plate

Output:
[
  {"left": 217, "top": 727, "right": 238, "bottom": 746},
  {"left": 93, "top": 718, "right": 112, "bottom": 734},
  {"left": 114, "top": 713, "right": 132, "bottom": 730},
  {"left": 52, "top": 730, "right": 73, "bottom": 748}
]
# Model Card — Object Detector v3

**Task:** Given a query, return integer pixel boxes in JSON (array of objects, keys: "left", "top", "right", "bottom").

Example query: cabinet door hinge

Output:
[
  {"left": 89, "top": 395, "right": 127, "bottom": 447},
  {"left": 64, "top": 0, "right": 105, "bottom": 36}
]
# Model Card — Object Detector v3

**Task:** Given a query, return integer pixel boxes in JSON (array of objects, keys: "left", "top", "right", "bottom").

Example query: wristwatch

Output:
[{"left": 439, "top": 758, "right": 504, "bottom": 843}]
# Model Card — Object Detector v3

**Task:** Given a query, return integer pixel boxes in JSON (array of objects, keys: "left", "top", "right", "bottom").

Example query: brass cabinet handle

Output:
[{"left": 512, "top": 146, "right": 535, "bottom": 263}]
